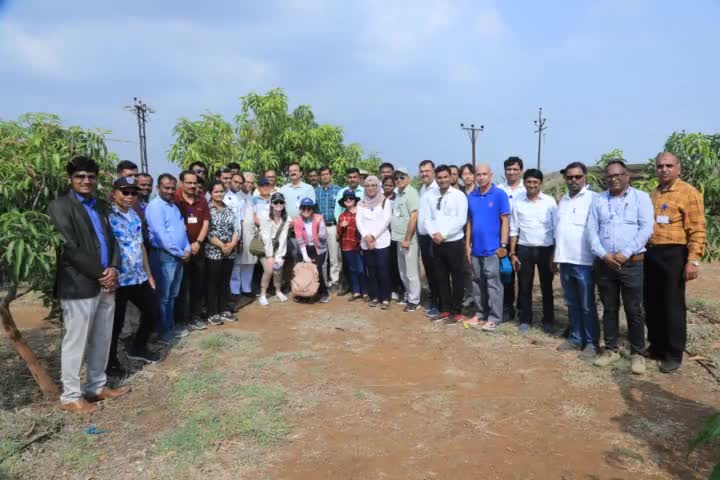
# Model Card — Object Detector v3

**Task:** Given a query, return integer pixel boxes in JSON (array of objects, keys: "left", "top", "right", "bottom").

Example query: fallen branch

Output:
[{"left": 685, "top": 348, "right": 720, "bottom": 384}]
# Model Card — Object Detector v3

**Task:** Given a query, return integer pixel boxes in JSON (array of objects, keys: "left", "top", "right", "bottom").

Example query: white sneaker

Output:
[
  {"left": 276, "top": 292, "right": 288, "bottom": 302},
  {"left": 259, "top": 295, "right": 269, "bottom": 306}
]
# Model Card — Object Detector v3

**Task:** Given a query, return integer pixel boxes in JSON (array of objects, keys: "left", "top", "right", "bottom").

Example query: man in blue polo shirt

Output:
[{"left": 465, "top": 164, "right": 510, "bottom": 331}]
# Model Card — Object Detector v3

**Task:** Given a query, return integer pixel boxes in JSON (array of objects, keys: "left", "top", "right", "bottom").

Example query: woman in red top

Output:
[{"left": 337, "top": 189, "right": 366, "bottom": 301}]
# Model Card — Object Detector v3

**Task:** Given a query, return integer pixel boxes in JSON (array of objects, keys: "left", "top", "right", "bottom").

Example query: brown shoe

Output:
[
  {"left": 61, "top": 398, "right": 97, "bottom": 414},
  {"left": 85, "top": 385, "right": 131, "bottom": 403}
]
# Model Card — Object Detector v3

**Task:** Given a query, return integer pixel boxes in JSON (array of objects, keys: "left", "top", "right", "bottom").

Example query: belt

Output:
[
  {"left": 629, "top": 254, "right": 644, "bottom": 262},
  {"left": 325, "top": 220, "right": 337, "bottom": 226}
]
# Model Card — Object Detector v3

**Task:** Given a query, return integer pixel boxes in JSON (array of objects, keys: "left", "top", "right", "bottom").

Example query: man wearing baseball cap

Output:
[{"left": 392, "top": 168, "right": 421, "bottom": 311}]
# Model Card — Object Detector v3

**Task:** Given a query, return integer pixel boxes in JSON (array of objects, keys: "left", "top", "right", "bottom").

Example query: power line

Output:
[
  {"left": 533, "top": 107, "right": 548, "bottom": 170},
  {"left": 124, "top": 98, "right": 154, "bottom": 173},
  {"left": 460, "top": 123, "right": 485, "bottom": 168}
]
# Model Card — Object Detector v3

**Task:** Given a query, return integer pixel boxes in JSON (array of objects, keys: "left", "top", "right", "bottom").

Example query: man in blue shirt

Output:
[
  {"left": 48, "top": 155, "right": 128, "bottom": 413},
  {"left": 586, "top": 160, "right": 654, "bottom": 374},
  {"left": 107, "top": 176, "right": 161, "bottom": 377},
  {"left": 465, "top": 164, "right": 510, "bottom": 330},
  {"left": 315, "top": 166, "right": 342, "bottom": 292},
  {"left": 146, "top": 173, "right": 191, "bottom": 344}
]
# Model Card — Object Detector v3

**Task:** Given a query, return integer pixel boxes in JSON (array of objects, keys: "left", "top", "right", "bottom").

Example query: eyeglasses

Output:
[
  {"left": 566, "top": 175, "right": 584, "bottom": 181},
  {"left": 120, "top": 190, "right": 139, "bottom": 197},
  {"left": 272, "top": 200, "right": 285, "bottom": 205},
  {"left": 72, "top": 174, "right": 97, "bottom": 181}
]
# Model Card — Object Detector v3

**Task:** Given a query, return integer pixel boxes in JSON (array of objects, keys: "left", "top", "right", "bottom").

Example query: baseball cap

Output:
[
  {"left": 270, "top": 192, "right": 285, "bottom": 203},
  {"left": 394, "top": 167, "right": 410, "bottom": 177},
  {"left": 258, "top": 176, "right": 271, "bottom": 186},
  {"left": 113, "top": 176, "right": 140, "bottom": 190},
  {"left": 300, "top": 197, "right": 316, "bottom": 208}
]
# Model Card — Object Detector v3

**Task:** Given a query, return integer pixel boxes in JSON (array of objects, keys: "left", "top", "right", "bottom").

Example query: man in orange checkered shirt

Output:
[{"left": 645, "top": 152, "right": 706, "bottom": 373}]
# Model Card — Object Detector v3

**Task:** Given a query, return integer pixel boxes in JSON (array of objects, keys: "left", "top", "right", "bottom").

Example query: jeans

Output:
[
  {"left": 517, "top": 245, "right": 555, "bottom": 326},
  {"left": 594, "top": 259, "right": 645, "bottom": 354},
  {"left": 503, "top": 268, "right": 517, "bottom": 317},
  {"left": 432, "top": 239, "right": 466, "bottom": 315},
  {"left": 206, "top": 257, "right": 234, "bottom": 317},
  {"left": 364, "top": 246, "right": 391, "bottom": 302},
  {"left": 418, "top": 234, "right": 439, "bottom": 306},
  {"left": 559, "top": 264, "right": 599, "bottom": 347},
  {"left": 342, "top": 250, "right": 367, "bottom": 295},
  {"left": 471, "top": 254, "right": 504, "bottom": 325},
  {"left": 644, "top": 245, "right": 688, "bottom": 362},
  {"left": 175, "top": 252, "right": 206, "bottom": 324},
  {"left": 110, "top": 281, "right": 158, "bottom": 364},
  {"left": 150, "top": 248, "right": 184, "bottom": 341}
]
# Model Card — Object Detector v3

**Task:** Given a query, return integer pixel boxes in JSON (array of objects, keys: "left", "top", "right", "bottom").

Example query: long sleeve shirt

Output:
[
  {"left": 422, "top": 186, "right": 468, "bottom": 242},
  {"left": 417, "top": 180, "right": 438, "bottom": 236},
  {"left": 334, "top": 185, "right": 364, "bottom": 221},
  {"left": 73, "top": 192, "right": 110, "bottom": 268},
  {"left": 510, "top": 192, "right": 557, "bottom": 247},
  {"left": 356, "top": 201, "right": 392, "bottom": 250},
  {"left": 260, "top": 216, "right": 290, "bottom": 261},
  {"left": 553, "top": 187, "right": 595, "bottom": 266},
  {"left": 146, "top": 196, "right": 191, "bottom": 258},
  {"left": 316, "top": 184, "right": 342, "bottom": 223},
  {"left": 649, "top": 179, "right": 706, "bottom": 260},
  {"left": 586, "top": 187, "right": 654, "bottom": 259}
]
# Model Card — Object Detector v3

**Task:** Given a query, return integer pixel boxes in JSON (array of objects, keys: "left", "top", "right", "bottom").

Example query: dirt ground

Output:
[{"left": 2, "top": 265, "right": 720, "bottom": 479}]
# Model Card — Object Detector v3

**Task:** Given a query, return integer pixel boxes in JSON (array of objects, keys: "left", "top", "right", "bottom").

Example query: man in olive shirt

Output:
[{"left": 392, "top": 168, "right": 421, "bottom": 312}]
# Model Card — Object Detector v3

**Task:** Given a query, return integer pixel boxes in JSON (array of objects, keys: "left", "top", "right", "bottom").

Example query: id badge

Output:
[
  {"left": 656, "top": 215, "right": 669, "bottom": 224},
  {"left": 188, "top": 216, "right": 198, "bottom": 224}
]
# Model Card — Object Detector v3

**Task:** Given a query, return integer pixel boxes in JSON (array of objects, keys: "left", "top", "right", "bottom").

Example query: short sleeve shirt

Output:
[
  {"left": 467, "top": 184, "right": 510, "bottom": 257},
  {"left": 391, "top": 185, "right": 420, "bottom": 242},
  {"left": 174, "top": 192, "right": 210, "bottom": 243}
]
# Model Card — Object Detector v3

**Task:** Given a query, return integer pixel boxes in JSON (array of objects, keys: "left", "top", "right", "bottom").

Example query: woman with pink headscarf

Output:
[{"left": 356, "top": 176, "right": 393, "bottom": 309}]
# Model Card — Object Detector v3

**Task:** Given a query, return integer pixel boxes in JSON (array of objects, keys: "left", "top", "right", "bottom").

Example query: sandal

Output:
[{"left": 481, "top": 322, "right": 498, "bottom": 332}]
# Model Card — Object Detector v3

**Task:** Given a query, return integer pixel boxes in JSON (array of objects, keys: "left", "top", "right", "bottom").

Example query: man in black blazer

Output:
[{"left": 48, "top": 155, "right": 130, "bottom": 413}]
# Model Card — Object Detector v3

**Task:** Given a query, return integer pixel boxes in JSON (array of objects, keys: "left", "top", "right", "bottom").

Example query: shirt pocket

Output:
[{"left": 572, "top": 206, "right": 589, "bottom": 226}]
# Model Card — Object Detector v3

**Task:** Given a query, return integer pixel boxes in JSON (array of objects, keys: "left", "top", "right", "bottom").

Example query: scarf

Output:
[{"left": 360, "top": 175, "right": 383, "bottom": 209}]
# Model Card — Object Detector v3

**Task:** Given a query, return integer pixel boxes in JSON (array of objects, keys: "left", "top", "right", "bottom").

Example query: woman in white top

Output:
[
  {"left": 356, "top": 176, "right": 393, "bottom": 309},
  {"left": 258, "top": 192, "right": 291, "bottom": 306}
]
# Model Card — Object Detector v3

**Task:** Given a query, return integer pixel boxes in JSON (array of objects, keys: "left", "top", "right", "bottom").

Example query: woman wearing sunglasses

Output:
[
  {"left": 357, "top": 175, "right": 393, "bottom": 309},
  {"left": 258, "top": 192, "right": 291, "bottom": 306},
  {"left": 293, "top": 197, "right": 330, "bottom": 303},
  {"left": 205, "top": 180, "right": 240, "bottom": 325}
]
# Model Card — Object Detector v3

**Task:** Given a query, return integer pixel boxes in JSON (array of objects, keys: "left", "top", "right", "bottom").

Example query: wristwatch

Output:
[{"left": 501, "top": 243, "right": 508, "bottom": 249}]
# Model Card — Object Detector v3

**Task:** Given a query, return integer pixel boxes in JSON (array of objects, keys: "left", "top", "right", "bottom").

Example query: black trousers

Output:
[
  {"left": 110, "top": 281, "right": 157, "bottom": 362},
  {"left": 389, "top": 241, "right": 404, "bottom": 296},
  {"left": 175, "top": 252, "right": 206, "bottom": 324},
  {"left": 206, "top": 257, "right": 233, "bottom": 316},
  {"left": 432, "top": 239, "right": 466, "bottom": 314},
  {"left": 644, "top": 245, "right": 688, "bottom": 362},
  {"left": 418, "top": 234, "right": 439, "bottom": 307},
  {"left": 503, "top": 269, "right": 517, "bottom": 316},
  {"left": 594, "top": 259, "right": 645, "bottom": 354},
  {"left": 306, "top": 246, "right": 328, "bottom": 296},
  {"left": 517, "top": 245, "right": 555, "bottom": 326}
]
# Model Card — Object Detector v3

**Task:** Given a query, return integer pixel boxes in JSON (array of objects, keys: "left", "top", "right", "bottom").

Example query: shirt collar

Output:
[
  {"left": 73, "top": 191, "right": 95, "bottom": 206},
  {"left": 563, "top": 185, "right": 590, "bottom": 200}
]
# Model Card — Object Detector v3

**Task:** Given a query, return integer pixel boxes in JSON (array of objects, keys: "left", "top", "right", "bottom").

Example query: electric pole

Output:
[
  {"left": 460, "top": 123, "right": 484, "bottom": 168},
  {"left": 125, "top": 98, "right": 154, "bottom": 174},
  {"left": 533, "top": 107, "right": 547, "bottom": 170}
]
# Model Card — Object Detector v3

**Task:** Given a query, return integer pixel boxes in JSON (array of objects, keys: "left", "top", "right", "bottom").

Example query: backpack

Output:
[{"left": 291, "top": 262, "right": 320, "bottom": 298}]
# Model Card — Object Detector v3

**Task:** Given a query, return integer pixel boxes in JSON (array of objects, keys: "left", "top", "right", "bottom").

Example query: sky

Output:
[{"left": 1, "top": 0, "right": 719, "bottom": 179}]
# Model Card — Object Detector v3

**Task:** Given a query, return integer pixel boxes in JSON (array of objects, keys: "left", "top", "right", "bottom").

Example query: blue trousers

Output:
[
  {"left": 342, "top": 250, "right": 366, "bottom": 295},
  {"left": 559, "top": 263, "right": 599, "bottom": 347},
  {"left": 363, "top": 247, "right": 391, "bottom": 302},
  {"left": 150, "top": 249, "right": 184, "bottom": 341}
]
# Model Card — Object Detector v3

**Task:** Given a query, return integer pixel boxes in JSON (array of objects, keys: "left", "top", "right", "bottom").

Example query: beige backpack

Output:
[{"left": 291, "top": 262, "right": 320, "bottom": 298}]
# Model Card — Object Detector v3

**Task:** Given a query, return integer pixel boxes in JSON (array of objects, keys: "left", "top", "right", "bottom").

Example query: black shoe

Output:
[
  {"left": 337, "top": 287, "right": 351, "bottom": 297},
  {"left": 502, "top": 309, "right": 515, "bottom": 323},
  {"left": 659, "top": 358, "right": 681, "bottom": 373},
  {"left": 127, "top": 349, "right": 162, "bottom": 364},
  {"left": 404, "top": 303, "right": 419, "bottom": 312},
  {"left": 106, "top": 363, "right": 130, "bottom": 378},
  {"left": 644, "top": 346, "right": 664, "bottom": 361},
  {"left": 542, "top": 323, "right": 556, "bottom": 335}
]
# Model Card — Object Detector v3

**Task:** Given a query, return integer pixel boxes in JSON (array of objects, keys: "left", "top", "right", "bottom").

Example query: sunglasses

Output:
[
  {"left": 72, "top": 174, "right": 97, "bottom": 181},
  {"left": 272, "top": 200, "right": 285, "bottom": 205},
  {"left": 566, "top": 175, "right": 584, "bottom": 181},
  {"left": 193, "top": 169, "right": 206, "bottom": 175},
  {"left": 120, "top": 190, "right": 139, "bottom": 196}
]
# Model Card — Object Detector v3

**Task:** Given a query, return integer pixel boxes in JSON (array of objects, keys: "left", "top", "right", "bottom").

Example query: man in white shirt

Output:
[
  {"left": 417, "top": 160, "right": 440, "bottom": 318},
  {"left": 553, "top": 162, "right": 598, "bottom": 357},
  {"left": 498, "top": 156, "right": 526, "bottom": 322},
  {"left": 509, "top": 168, "right": 557, "bottom": 334},
  {"left": 423, "top": 165, "right": 468, "bottom": 324}
]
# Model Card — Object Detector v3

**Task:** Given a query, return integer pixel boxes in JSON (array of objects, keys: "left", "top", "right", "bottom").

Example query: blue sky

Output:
[{"left": 1, "top": 0, "right": 718, "bottom": 178}]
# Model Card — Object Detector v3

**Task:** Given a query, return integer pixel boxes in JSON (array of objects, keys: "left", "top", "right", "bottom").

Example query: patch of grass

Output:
[
  {"left": 172, "top": 371, "right": 224, "bottom": 402},
  {"left": 57, "top": 432, "right": 99, "bottom": 470},
  {"left": 160, "top": 384, "right": 288, "bottom": 460},
  {"left": 561, "top": 401, "right": 594, "bottom": 419},
  {"left": 0, "top": 409, "right": 64, "bottom": 462},
  {"left": 353, "top": 391, "right": 368, "bottom": 400},
  {"left": 688, "top": 298, "right": 720, "bottom": 319},
  {"left": 250, "top": 351, "right": 317, "bottom": 369},
  {"left": 197, "top": 332, "right": 258, "bottom": 353}
]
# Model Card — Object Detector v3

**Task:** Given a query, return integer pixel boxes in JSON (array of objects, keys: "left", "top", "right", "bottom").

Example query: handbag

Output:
[{"left": 249, "top": 218, "right": 287, "bottom": 258}]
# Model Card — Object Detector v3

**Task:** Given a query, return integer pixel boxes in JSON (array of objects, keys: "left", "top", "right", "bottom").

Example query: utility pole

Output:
[
  {"left": 125, "top": 98, "right": 154, "bottom": 174},
  {"left": 533, "top": 107, "right": 547, "bottom": 170},
  {"left": 460, "top": 123, "right": 484, "bottom": 168}
]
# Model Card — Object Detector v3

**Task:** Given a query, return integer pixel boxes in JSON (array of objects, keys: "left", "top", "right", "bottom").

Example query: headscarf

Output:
[{"left": 360, "top": 175, "right": 383, "bottom": 209}]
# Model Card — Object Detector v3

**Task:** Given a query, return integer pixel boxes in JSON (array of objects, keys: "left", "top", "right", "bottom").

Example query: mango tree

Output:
[{"left": 0, "top": 113, "right": 117, "bottom": 397}]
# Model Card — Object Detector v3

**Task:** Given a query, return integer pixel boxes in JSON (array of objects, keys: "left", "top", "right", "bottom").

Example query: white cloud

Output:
[{"left": 0, "top": 24, "right": 66, "bottom": 75}]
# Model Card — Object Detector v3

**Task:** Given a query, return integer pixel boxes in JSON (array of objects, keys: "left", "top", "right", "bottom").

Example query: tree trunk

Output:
[{"left": 0, "top": 283, "right": 60, "bottom": 399}]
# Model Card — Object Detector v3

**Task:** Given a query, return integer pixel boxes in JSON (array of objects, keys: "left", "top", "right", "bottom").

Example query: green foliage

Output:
[
  {"left": 169, "top": 88, "right": 381, "bottom": 183},
  {"left": 0, "top": 114, "right": 117, "bottom": 302},
  {"left": 688, "top": 413, "right": 720, "bottom": 479}
]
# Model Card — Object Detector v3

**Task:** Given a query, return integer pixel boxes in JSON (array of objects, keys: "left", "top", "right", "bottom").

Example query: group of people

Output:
[{"left": 49, "top": 151, "right": 705, "bottom": 413}]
